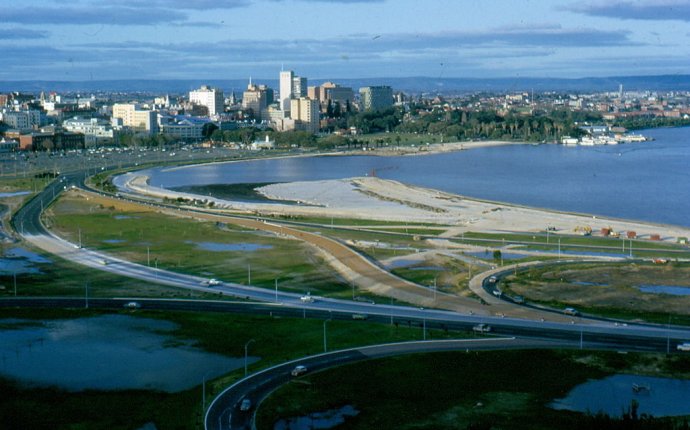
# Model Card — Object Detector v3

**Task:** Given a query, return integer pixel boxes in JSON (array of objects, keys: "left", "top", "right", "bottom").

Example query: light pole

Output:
[
  {"left": 247, "top": 263, "right": 251, "bottom": 285},
  {"left": 323, "top": 319, "right": 331, "bottom": 352},
  {"left": 244, "top": 339, "right": 255, "bottom": 377},
  {"left": 667, "top": 315, "right": 671, "bottom": 354},
  {"left": 275, "top": 278, "right": 278, "bottom": 302},
  {"left": 558, "top": 238, "right": 561, "bottom": 259},
  {"left": 202, "top": 370, "right": 214, "bottom": 416},
  {"left": 84, "top": 282, "right": 88, "bottom": 309}
]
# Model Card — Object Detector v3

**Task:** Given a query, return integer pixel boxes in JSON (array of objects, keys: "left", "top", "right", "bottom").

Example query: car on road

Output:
[
  {"left": 291, "top": 365, "right": 308, "bottom": 376},
  {"left": 123, "top": 302, "right": 141, "bottom": 309},
  {"left": 239, "top": 398, "right": 252, "bottom": 411},
  {"left": 678, "top": 342, "right": 690, "bottom": 351},
  {"left": 564, "top": 307, "right": 580, "bottom": 316},
  {"left": 300, "top": 293, "right": 314, "bottom": 303},
  {"left": 206, "top": 278, "right": 221, "bottom": 286},
  {"left": 473, "top": 323, "right": 492, "bottom": 333}
]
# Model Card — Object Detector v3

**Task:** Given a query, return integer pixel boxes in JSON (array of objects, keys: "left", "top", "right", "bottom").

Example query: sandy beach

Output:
[{"left": 122, "top": 170, "right": 690, "bottom": 244}]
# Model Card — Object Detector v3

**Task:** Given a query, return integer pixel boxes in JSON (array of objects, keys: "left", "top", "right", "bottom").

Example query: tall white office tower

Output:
[{"left": 279, "top": 70, "right": 294, "bottom": 112}]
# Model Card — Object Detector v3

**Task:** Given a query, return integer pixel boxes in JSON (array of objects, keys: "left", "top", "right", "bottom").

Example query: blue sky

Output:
[{"left": 1, "top": 0, "right": 689, "bottom": 81}]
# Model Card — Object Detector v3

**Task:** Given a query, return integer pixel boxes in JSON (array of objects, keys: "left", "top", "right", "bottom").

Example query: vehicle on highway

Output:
[
  {"left": 123, "top": 301, "right": 141, "bottom": 309},
  {"left": 678, "top": 342, "right": 690, "bottom": 351},
  {"left": 291, "top": 365, "right": 308, "bottom": 376},
  {"left": 206, "top": 278, "right": 221, "bottom": 286},
  {"left": 512, "top": 295, "right": 525, "bottom": 304},
  {"left": 239, "top": 398, "right": 252, "bottom": 411},
  {"left": 100, "top": 259, "right": 109, "bottom": 265},
  {"left": 352, "top": 313, "right": 368, "bottom": 320},
  {"left": 300, "top": 293, "right": 314, "bottom": 303},
  {"left": 492, "top": 289, "right": 502, "bottom": 297},
  {"left": 473, "top": 323, "right": 492, "bottom": 333},
  {"left": 564, "top": 307, "right": 580, "bottom": 316}
]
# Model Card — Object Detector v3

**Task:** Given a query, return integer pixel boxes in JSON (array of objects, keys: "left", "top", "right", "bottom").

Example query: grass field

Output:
[
  {"left": 43, "top": 192, "right": 349, "bottom": 297},
  {"left": 256, "top": 349, "right": 690, "bottom": 430},
  {"left": 501, "top": 261, "right": 690, "bottom": 322}
]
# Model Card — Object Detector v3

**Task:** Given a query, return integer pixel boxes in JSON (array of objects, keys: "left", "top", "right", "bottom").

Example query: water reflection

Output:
[
  {"left": 551, "top": 374, "right": 690, "bottom": 417},
  {"left": 274, "top": 405, "right": 359, "bottom": 430},
  {"left": 638, "top": 285, "right": 690, "bottom": 296},
  {"left": 0, "top": 314, "right": 255, "bottom": 392}
]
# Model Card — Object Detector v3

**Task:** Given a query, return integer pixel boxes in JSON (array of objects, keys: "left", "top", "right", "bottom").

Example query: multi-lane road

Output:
[{"left": 8, "top": 169, "right": 690, "bottom": 430}]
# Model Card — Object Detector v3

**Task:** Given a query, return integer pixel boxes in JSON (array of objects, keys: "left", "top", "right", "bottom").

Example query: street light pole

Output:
[
  {"left": 275, "top": 278, "right": 278, "bottom": 302},
  {"left": 85, "top": 282, "right": 88, "bottom": 309},
  {"left": 202, "top": 370, "right": 214, "bottom": 417},
  {"left": 323, "top": 319, "right": 331, "bottom": 352},
  {"left": 244, "top": 339, "right": 255, "bottom": 377}
]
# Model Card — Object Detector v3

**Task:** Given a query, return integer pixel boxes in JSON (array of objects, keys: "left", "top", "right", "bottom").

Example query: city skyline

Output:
[{"left": 1, "top": 0, "right": 690, "bottom": 81}]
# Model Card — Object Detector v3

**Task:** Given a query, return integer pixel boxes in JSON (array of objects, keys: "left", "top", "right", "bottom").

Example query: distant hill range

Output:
[{"left": 2, "top": 75, "right": 690, "bottom": 94}]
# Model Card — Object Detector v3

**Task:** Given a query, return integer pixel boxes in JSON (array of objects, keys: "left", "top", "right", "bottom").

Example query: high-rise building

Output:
[
  {"left": 242, "top": 82, "right": 270, "bottom": 120},
  {"left": 112, "top": 103, "right": 158, "bottom": 133},
  {"left": 279, "top": 70, "right": 294, "bottom": 112},
  {"left": 307, "top": 86, "right": 321, "bottom": 102},
  {"left": 359, "top": 86, "right": 394, "bottom": 111},
  {"left": 290, "top": 97, "right": 320, "bottom": 133},
  {"left": 292, "top": 76, "right": 307, "bottom": 98},
  {"left": 321, "top": 82, "right": 354, "bottom": 106},
  {"left": 189, "top": 85, "right": 224, "bottom": 116}
]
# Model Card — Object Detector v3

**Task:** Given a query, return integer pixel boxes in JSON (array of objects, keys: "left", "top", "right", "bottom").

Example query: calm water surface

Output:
[
  {"left": 551, "top": 374, "right": 690, "bottom": 417},
  {"left": 0, "top": 314, "right": 255, "bottom": 392},
  {"left": 128, "top": 126, "right": 690, "bottom": 227}
]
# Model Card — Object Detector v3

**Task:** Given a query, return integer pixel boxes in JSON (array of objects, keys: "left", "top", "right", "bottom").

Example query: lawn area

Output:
[
  {"left": 0, "top": 308, "right": 469, "bottom": 430},
  {"left": 458, "top": 231, "right": 690, "bottom": 260},
  {"left": 43, "top": 191, "right": 349, "bottom": 297},
  {"left": 256, "top": 349, "right": 690, "bottom": 430}
]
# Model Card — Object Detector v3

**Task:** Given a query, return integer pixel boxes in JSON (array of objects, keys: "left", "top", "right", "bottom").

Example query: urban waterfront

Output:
[{"left": 142, "top": 126, "right": 690, "bottom": 228}]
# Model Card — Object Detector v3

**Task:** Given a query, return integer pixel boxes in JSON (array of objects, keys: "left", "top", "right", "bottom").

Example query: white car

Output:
[
  {"left": 123, "top": 302, "right": 141, "bottom": 309},
  {"left": 207, "top": 279, "right": 221, "bottom": 286},
  {"left": 678, "top": 342, "right": 690, "bottom": 351},
  {"left": 473, "top": 323, "right": 492, "bottom": 333},
  {"left": 291, "top": 365, "right": 308, "bottom": 376},
  {"left": 300, "top": 293, "right": 314, "bottom": 303}
]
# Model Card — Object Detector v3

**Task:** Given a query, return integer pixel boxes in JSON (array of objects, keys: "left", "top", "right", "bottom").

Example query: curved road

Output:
[{"left": 9, "top": 170, "right": 690, "bottom": 429}]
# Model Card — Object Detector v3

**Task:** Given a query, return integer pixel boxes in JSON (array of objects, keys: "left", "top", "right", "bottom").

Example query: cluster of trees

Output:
[
  {"left": 115, "top": 132, "right": 178, "bottom": 148},
  {"left": 398, "top": 108, "right": 600, "bottom": 142},
  {"left": 612, "top": 116, "right": 690, "bottom": 131}
]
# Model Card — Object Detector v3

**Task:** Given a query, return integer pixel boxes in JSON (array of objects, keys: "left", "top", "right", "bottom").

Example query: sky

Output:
[{"left": 1, "top": 0, "right": 689, "bottom": 81}]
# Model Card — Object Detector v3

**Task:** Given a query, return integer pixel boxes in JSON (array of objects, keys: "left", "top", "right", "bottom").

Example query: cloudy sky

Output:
[{"left": 2, "top": 0, "right": 689, "bottom": 81}]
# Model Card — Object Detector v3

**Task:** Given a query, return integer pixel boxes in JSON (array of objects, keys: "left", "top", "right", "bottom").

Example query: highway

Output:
[{"left": 8, "top": 170, "right": 690, "bottom": 429}]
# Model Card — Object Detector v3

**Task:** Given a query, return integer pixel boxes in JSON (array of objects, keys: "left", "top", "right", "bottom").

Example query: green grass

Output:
[
  {"left": 0, "top": 308, "right": 470, "bottom": 430},
  {"left": 256, "top": 349, "right": 690, "bottom": 430},
  {"left": 500, "top": 261, "right": 690, "bottom": 322},
  {"left": 263, "top": 213, "right": 439, "bottom": 228},
  {"left": 0, "top": 243, "right": 221, "bottom": 299},
  {"left": 44, "top": 194, "right": 349, "bottom": 297}
]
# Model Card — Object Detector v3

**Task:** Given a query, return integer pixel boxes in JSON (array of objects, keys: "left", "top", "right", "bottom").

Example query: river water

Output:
[{"left": 132, "top": 126, "right": 690, "bottom": 227}]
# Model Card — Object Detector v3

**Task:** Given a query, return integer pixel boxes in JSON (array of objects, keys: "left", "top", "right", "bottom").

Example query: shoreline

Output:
[{"left": 121, "top": 173, "right": 690, "bottom": 244}]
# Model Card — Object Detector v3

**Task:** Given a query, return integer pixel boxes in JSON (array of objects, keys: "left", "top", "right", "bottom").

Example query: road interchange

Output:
[{"left": 9, "top": 168, "right": 690, "bottom": 429}]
